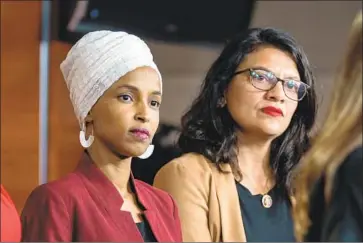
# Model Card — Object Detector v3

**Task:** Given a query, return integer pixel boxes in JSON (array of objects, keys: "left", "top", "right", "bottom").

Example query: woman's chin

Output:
[
  {"left": 113, "top": 144, "right": 149, "bottom": 159},
  {"left": 257, "top": 124, "right": 287, "bottom": 138}
]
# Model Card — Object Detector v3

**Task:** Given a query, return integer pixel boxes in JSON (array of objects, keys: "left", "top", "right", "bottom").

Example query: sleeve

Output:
[
  {"left": 321, "top": 149, "right": 363, "bottom": 242},
  {"left": 153, "top": 161, "right": 213, "bottom": 242},
  {"left": 169, "top": 194, "right": 183, "bottom": 242},
  {"left": 21, "top": 185, "right": 72, "bottom": 242},
  {"left": 1, "top": 185, "right": 21, "bottom": 242}
]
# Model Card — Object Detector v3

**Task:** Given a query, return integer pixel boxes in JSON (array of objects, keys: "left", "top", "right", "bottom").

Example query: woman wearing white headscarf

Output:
[{"left": 20, "top": 31, "right": 182, "bottom": 242}]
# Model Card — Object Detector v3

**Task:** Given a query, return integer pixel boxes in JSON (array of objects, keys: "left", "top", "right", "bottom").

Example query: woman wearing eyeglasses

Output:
[{"left": 153, "top": 27, "right": 317, "bottom": 242}]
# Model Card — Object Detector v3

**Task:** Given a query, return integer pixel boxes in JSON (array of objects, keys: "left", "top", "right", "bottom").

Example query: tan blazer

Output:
[{"left": 153, "top": 152, "right": 246, "bottom": 242}]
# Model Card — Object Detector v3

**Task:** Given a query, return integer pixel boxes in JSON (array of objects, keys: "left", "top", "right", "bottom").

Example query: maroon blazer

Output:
[{"left": 20, "top": 153, "right": 182, "bottom": 242}]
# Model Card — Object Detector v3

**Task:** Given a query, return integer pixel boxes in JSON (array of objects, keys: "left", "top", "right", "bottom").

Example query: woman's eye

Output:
[
  {"left": 253, "top": 73, "right": 267, "bottom": 81},
  {"left": 150, "top": 100, "right": 160, "bottom": 108},
  {"left": 119, "top": 94, "right": 133, "bottom": 102}
]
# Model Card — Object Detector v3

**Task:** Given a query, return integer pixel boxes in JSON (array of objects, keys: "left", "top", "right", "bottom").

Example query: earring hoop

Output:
[
  {"left": 138, "top": 144, "right": 154, "bottom": 159},
  {"left": 79, "top": 123, "right": 94, "bottom": 148}
]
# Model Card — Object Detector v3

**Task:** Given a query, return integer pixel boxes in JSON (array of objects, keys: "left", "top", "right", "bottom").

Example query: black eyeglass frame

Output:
[{"left": 233, "top": 68, "right": 311, "bottom": 101}]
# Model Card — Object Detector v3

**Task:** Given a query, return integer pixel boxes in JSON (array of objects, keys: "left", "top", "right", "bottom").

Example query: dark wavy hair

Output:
[{"left": 178, "top": 27, "right": 317, "bottom": 191}]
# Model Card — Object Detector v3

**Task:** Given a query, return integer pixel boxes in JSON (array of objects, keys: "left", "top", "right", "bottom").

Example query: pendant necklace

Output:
[
  {"left": 242, "top": 172, "right": 273, "bottom": 208},
  {"left": 261, "top": 194, "right": 273, "bottom": 208},
  {"left": 261, "top": 177, "right": 273, "bottom": 208}
]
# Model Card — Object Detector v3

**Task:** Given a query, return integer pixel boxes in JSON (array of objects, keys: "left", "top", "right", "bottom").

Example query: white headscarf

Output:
[{"left": 60, "top": 30, "right": 162, "bottom": 129}]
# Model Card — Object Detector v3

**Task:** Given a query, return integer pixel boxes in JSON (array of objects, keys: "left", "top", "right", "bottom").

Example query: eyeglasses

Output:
[{"left": 233, "top": 68, "right": 310, "bottom": 101}]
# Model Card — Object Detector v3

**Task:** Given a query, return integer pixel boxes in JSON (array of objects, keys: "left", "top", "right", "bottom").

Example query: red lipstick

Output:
[
  {"left": 130, "top": 128, "right": 150, "bottom": 141},
  {"left": 261, "top": 106, "right": 283, "bottom": 117}
]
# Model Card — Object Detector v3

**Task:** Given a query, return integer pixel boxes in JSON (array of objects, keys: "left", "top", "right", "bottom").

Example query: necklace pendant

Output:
[{"left": 262, "top": 194, "right": 273, "bottom": 208}]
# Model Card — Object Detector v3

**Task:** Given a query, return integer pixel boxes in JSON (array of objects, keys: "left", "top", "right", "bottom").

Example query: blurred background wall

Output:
[{"left": 1, "top": 0, "right": 361, "bottom": 211}]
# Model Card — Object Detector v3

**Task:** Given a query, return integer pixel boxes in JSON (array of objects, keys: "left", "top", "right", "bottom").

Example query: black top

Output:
[
  {"left": 305, "top": 146, "right": 363, "bottom": 242},
  {"left": 136, "top": 219, "right": 157, "bottom": 242},
  {"left": 235, "top": 182, "right": 295, "bottom": 242},
  {"left": 129, "top": 176, "right": 158, "bottom": 242}
]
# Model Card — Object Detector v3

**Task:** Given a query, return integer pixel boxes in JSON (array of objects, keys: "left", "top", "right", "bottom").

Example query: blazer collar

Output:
[
  {"left": 207, "top": 158, "right": 247, "bottom": 242},
  {"left": 74, "top": 152, "right": 175, "bottom": 241},
  {"left": 75, "top": 151, "right": 151, "bottom": 211}
]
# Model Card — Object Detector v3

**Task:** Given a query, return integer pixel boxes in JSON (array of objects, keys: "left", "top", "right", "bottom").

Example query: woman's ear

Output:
[
  {"left": 217, "top": 89, "right": 228, "bottom": 108},
  {"left": 83, "top": 112, "right": 94, "bottom": 136},
  {"left": 84, "top": 111, "right": 93, "bottom": 126},
  {"left": 223, "top": 88, "right": 228, "bottom": 100}
]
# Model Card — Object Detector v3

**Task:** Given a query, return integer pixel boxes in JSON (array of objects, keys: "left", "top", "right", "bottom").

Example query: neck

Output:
[
  {"left": 87, "top": 140, "right": 132, "bottom": 196},
  {"left": 237, "top": 132, "right": 274, "bottom": 180}
]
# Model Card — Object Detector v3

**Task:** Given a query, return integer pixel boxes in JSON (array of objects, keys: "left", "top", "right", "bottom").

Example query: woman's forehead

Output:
[
  {"left": 109, "top": 67, "right": 162, "bottom": 94},
  {"left": 238, "top": 46, "right": 299, "bottom": 79}
]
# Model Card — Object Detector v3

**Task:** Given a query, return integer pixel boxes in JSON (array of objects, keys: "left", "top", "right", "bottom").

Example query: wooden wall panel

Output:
[
  {"left": 47, "top": 41, "right": 83, "bottom": 182},
  {"left": 0, "top": 1, "right": 41, "bottom": 211}
]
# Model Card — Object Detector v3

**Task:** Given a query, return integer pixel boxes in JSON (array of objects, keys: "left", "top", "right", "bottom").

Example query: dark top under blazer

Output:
[
  {"left": 235, "top": 183, "right": 295, "bottom": 242},
  {"left": 20, "top": 152, "right": 182, "bottom": 242}
]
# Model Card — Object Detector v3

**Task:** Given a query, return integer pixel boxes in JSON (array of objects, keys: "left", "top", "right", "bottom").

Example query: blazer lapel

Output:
[
  {"left": 143, "top": 210, "right": 170, "bottom": 242},
  {"left": 76, "top": 153, "right": 144, "bottom": 241},
  {"left": 211, "top": 163, "right": 247, "bottom": 242},
  {"left": 133, "top": 177, "right": 173, "bottom": 242}
]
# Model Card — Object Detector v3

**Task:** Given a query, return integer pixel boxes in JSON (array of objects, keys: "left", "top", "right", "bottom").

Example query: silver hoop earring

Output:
[
  {"left": 79, "top": 123, "right": 94, "bottom": 148},
  {"left": 138, "top": 144, "right": 154, "bottom": 159}
]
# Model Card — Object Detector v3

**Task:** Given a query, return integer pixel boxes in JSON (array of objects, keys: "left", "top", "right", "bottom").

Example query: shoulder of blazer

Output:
[
  {"left": 156, "top": 152, "right": 233, "bottom": 187},
  {"left": 159, "top": 152, "right": 217, "bottom": 178},
  {"left": 155, "top": 153, "right": 213, "bottom": 191}
]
